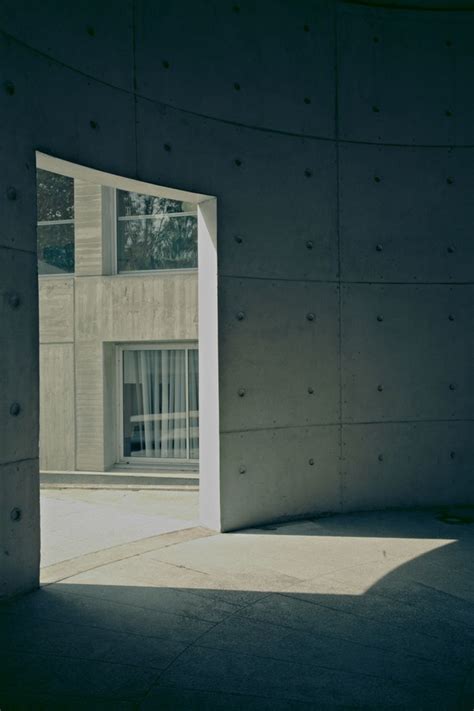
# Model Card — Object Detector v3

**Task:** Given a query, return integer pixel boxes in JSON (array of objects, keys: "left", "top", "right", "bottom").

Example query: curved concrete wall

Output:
[{"left": 1, "top": 0, "right": 474, "bottom": 593}]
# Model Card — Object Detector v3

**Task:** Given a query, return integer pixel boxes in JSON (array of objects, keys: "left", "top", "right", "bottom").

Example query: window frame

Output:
[
  {"left": 113, "top": 189, "right": 199, "bottom": 275},
  {"left": 36, "top": 171, "right": 76, "bottom": 277},
  {"left": 116, "top": 341, "right": 199, "bottom": 467}
]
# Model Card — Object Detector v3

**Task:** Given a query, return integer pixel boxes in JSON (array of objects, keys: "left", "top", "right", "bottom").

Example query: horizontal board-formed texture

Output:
[
  {"left": 40, "top": 344, "right": 75, "bottom": 472},
  {"left": 39, "top": 278, "right": 74, "bottom": 344},
  {"left": 74, "top": 273, "right": 198, "bottom": 343},
  {"left": 75, "top": 341, "right": 104, "bottom": 472},
  {"left": 75, "top": 179, "right": 103, "bottom": 276}
]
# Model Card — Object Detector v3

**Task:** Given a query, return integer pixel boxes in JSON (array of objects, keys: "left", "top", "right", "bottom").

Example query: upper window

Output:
[
  {"left": 36, "top": 169, "right": 75, "bottom": 275},
  {"left": 116, "top": 190, "right": 198, "bottom": 272}
]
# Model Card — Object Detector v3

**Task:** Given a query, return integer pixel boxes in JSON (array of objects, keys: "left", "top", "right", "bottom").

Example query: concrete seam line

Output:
[
  {"left": 3, "top": 27, "right": 474, "bottom": 149},
  {"left": 40, "top": 526, "right": 216, "bottom": 585}
]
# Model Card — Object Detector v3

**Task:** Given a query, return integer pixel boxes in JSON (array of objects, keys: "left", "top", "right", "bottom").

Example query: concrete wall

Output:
[
  {"left": 1, "top": 0, "right": 474, "bottom": 595},
  {"left": 0, "top": 248, "right": 39, "bottom": 597},
  {"left": 40, "top": 343, "right": 75, "bottom": 471},
  {"left": 74, "top": 272, "right": 198, "bottom": 471}
]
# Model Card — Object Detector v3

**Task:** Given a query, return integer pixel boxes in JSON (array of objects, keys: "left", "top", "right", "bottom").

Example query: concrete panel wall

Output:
[
  {"left": 2, "top": 0, "right": 474, "bottom": 592},
  {"left": 103, "top": 342, "right": 117, "bottom": 471},
  {"left": 0, "top": 245, "right": 39, "bottom": 597},
  {"left": 340, "top": 144, "right": 474, "bottom": 283},
  {"left": 73, "top": 272, "right": 197, "bottom": 471},
  {"left": 219, "top": 279, "right": 340, "bottom": 432},
  {"left": 0, "top": 0, "right": 139, "bottom": 596},
  {"left": 335, "top": 3, "right": 474, "bottom": 521},
  {"left": 0, "top": 460, "right": 40, "bottom": 598},
  {"left": 39, "top": 344, "right": 75, "bottom": 471},
  {"left": 0, "top": 250, "right": 39, "bottom": 466},
  {"left": 75, "top": 272, "right": 198, "bottom": 343},
  {"left": 338, "top": 5, "right": 474, "bottom": 145},
  {"left": 134, "top": 0, "right": 335, "bottom": 137},
  {"left": 74, "top": 340, "right": 104, "bottom": 471},
  {"left": 342, "top": 421, "right": 474, "bottom": 511},
  {"left": 342, "top": 284, "right": 474, "bottom": 423},
  {"left": 221, "top": 426, "right": 341, "bottom": 530},
  {"left": 74, "top": 179, "right": 103, "bottom": 276},
  {"left": 131, "top": 0, "right": 473, "bottom": 530},
  {"left": 39, "top": 278, "right": 74, "bottom": 343}
]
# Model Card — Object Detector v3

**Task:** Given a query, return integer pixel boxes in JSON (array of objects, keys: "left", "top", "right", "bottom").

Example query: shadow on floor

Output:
[
  {"left": 0, "top": 512, "right": 473, "bottom": 710},
  {"left": 242, "top": 506, "right": 474, "bottom": 539}
]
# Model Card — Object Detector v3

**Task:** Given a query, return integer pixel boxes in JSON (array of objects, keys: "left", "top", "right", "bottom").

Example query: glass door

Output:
[{"left": 120, "top": 344, "right": 199, "bottom": 464}]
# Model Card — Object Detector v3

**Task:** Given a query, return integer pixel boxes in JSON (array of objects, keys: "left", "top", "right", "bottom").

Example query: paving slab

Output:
[
  {"left": 40, "top": 489, "right": 199, "bottom": 568},
  {"left": 1, "top": 509, "right": 473, "bottom": 709}
]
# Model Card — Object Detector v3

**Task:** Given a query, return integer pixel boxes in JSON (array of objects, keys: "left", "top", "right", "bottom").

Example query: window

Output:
[
  {"left": 120, "top": 344, "right": 199, "bottom": 462},
  {"left": 116, "top": 189, "right": 198, "bottom": 272},
  {"left": 36, "top": 169, "right": 75, "bottom": 274}
]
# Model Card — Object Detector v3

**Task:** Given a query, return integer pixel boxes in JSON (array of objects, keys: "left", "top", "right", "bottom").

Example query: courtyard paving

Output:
[
  {"left": 0, "top": 498, "right": 473, "bottom": 709},
  {"left": 40, "top": 488, "right": 199, "bottom": 568}
]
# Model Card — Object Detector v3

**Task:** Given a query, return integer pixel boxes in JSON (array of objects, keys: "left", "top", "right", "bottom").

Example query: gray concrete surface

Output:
[
  {"left": 40, "top": 489, "right": 199, "bottom": 568},
  {"left": 1, "top": 509, "right": 474, "bottom": 709}
]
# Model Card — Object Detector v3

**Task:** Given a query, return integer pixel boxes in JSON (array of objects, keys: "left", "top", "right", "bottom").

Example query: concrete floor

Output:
[
  {"left": 1, "top": 504, "right": 474, "bottom": 709},
  {"left": 40, "top": 489, "right": 200, "bottom": 568}
]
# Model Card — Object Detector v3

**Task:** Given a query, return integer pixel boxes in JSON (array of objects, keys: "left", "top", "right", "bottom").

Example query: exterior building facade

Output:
[{"left": 38, "top": 168, "right": 199, "bottom": 476}]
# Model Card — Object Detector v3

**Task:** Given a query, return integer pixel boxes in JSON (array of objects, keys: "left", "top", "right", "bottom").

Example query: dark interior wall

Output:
[{"left": 1, "top": 0, "right": 473, "bottom": 594}]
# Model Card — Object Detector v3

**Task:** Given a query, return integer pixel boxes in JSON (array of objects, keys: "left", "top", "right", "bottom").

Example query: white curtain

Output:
[
  {"left": 124, "top": 349, "right": 187, "bottom": 458},
  {"left": 188, "top": 349, "right": 199, "bottom": 459}
]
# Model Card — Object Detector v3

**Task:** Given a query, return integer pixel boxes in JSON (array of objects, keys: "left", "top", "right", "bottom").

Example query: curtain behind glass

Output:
[
  {"left": 188, "top": 350, "right": 199, "bottom": 459},
  {"left": 123, "top": 349, "right": 187, "bottom": 459}
]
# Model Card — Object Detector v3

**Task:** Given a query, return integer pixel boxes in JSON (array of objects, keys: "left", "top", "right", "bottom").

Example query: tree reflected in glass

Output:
[{"left": 117, "top": 191, "right": 198, "bottom": 272}]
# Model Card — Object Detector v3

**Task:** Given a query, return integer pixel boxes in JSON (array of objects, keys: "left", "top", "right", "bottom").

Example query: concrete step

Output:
[{"left": 40, "top": 469, "right": 199, "bottom": 490}]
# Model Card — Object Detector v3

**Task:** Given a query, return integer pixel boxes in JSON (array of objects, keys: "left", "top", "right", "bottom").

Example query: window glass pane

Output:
[
  {"left": 188, "top": 349, "right": 199, "bottom": 460},
  {"left": 36, "top": 168, "right": 74, "bottom": 221},
  {"left": 117, "top": 215, "right": 198, "bottom": 272},
  {"left": 117, "top": 189, "right": 196, "bottom": 216},
  {"left": 123, "top": 349, "right": 188, "bottom": 459},
  {"left": 37, "top": 223, "right": 75, "bottom": 274}
]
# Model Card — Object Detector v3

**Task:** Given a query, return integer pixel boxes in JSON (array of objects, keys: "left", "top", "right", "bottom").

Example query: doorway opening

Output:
[{"left": 36, "top": 153, "right": 218, "bottom": 576}]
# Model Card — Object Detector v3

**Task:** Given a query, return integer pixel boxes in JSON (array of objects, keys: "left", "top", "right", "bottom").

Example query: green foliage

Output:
[
  {"left": 37, "top": 224, "right": 75, "bottom": 273},
  {"left": 36, "top": 169, "right": 74, "bottom": 221},
  {"left": 36, "top": 169, "right": 74, "bottom": 273},
  {"left": 118, "top": 191, "right": 198, "bottom": 271}
]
